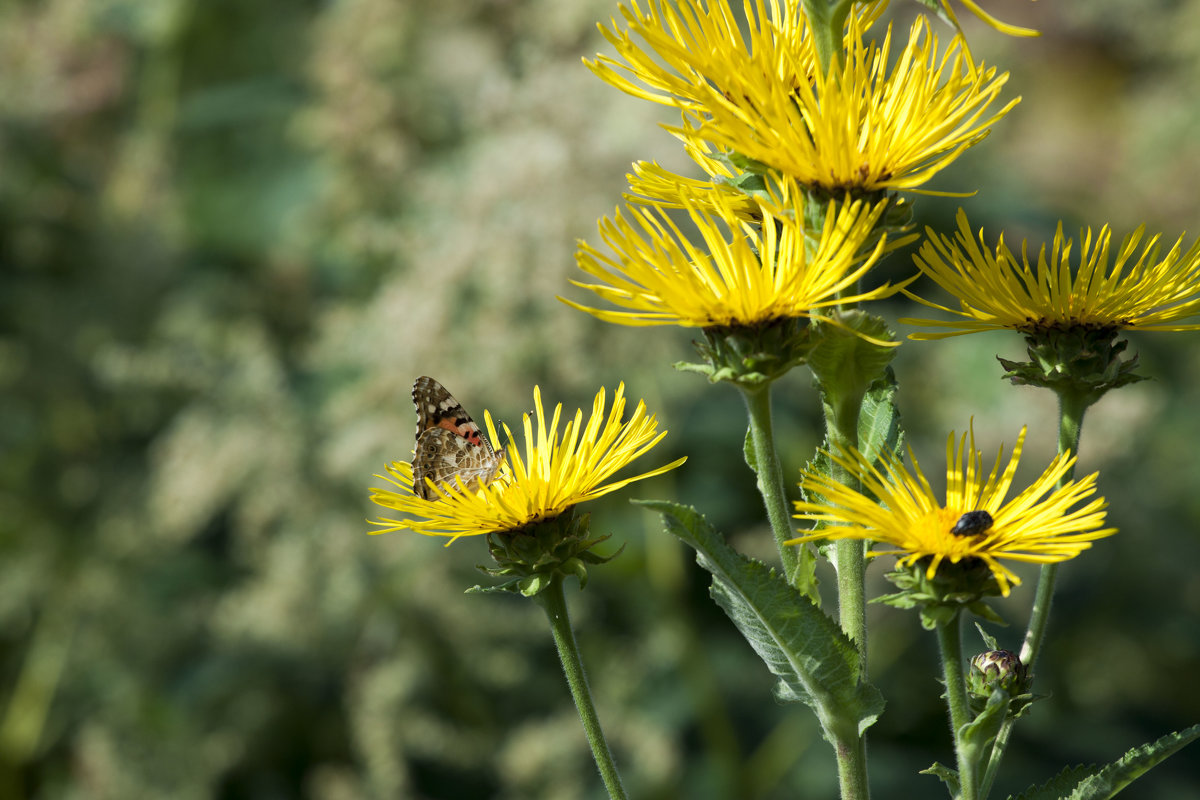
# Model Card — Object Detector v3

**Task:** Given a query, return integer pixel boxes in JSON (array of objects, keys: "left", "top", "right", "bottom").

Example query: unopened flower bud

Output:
[{"left": 968, "top": 649, "right": 1028, "bottom": 698}]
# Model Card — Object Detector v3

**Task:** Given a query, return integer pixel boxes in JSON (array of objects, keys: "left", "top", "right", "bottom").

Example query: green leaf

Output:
[
  {"left": 744, "top": 425, "right": 757, "bottom": 473},
  {"left": 1009, "top": 765, "right": 1097, "bottom": 800},
  {"left": 974, "top": 622, "right": 1001, "bottom": 651},
  {"left": 796, "top": 438, "right": 835, "bottom": 557},
  {"left": 920, "top": 761, "right": 960, "bottom": 797},
  {"left": 960, "top": 689, "right": 1010, "bottom": 771},
  {"left": 640, "top": 500, "right": 884, "bottom": 743},
  {"left": 1007, "top": 724, "right": 1200, "bottom": 800},
  {"left": 807, "top": 311, "right": 899, "bottom": 424},
  {"left": 857, "top": 366, "right": 903, "bottom": 468}
]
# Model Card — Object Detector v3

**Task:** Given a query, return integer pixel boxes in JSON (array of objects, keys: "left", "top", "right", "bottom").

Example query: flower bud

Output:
[{"left": 968, "top": 649, "right": 1028, "bottom": 698}]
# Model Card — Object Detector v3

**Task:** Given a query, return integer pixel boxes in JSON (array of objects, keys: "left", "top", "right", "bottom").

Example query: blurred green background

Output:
[{"left": 2, "top": 0, "right": 1198, "bottom": 797}]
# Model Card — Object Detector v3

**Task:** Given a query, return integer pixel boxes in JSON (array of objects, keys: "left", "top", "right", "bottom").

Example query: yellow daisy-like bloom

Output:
[
  {"left": 369, "top": 384, "right": 686, "bottom": 541},
  {"left": 565, "top": 185, "right": 898, "bottom": 328},
  {"left": 590, "top": 0, "right": 824, "bottom": 117},
  {"left": 902, "top": 209, "right": 1200, "bottom": 338},
  {"left": 590, "top": 0, "right": 1016, "bottom": 192},
  {"left": 789, "top": 426, "right": 1115, "bottom": 596}
]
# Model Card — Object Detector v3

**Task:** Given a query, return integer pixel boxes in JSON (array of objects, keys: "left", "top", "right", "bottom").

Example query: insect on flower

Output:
[
  {"left": 951, "top": 510, "right": 994, "bottom": 537},
  {"left": 411, "top": 376, "right": 505, "bottom": 499}
]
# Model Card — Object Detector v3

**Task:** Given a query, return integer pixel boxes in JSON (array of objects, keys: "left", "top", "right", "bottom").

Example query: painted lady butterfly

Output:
[{"left": 411, "top": 376, "right": 506, "bottom": 499}]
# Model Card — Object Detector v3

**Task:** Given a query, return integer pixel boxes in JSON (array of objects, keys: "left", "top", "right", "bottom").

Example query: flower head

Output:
[
  {"left": 370, "top": 384, "right": 685, "bottom": 541},
  {"left": 903, "top": 209, "right": 1200, "bottom": 338},
  {"left": 790, "top": 425, "right": 1115, "bottom": 596},
  {"left": 589, "top": 1, "right": 1016, "bottom": 192},
  {"left": 588, "top": 0, "right": 822, "bottom": 118},
  {"left": 565, "top": 185, "right": 897, "bottom": 329}
]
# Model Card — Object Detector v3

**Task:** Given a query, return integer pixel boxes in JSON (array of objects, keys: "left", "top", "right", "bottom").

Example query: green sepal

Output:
[
  {"left": 1006, "top": 723, "right": 1200, "bottom": 800},
  {"left": 467, "top": 510, "right": 623, "bottom": 597},
  {"left": 676, "top": 318, "right": 814, "bottom": 389},
  {"left": 640, "top": 499, "right": 885, "bottom": 744},
  {"left": 998, "top": 325, "right": 1148, "bottom": 407},
  {"left": 876, "top": 560, "right": 1007, "bottom": 630},
  {"left": 920, "top": 761, "right": 960, "bottom": 797}
]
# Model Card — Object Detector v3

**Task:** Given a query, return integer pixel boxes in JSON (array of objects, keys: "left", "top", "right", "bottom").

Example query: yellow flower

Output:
[
  {"left": 588, "top": 0, "right": 823, "bottom": 118},
  {"left": 589, "top": 1, "right": 1016, "bottom": 192},
  {"left": 789, "top": 426, "right": 1115, "bottom": 596},
  {"left": 565, "top": 184, "right": 899, "bottom": 328},
  {"left": 903, "top": 209, "right": 1200, "bottom": 338},
  {"left": 369, "top": 384, "right": 685, "bottom": 541}
]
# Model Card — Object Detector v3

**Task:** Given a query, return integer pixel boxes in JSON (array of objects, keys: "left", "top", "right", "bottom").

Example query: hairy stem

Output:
[
  {"left": 535, "top": 575, "right": 628, "bottom": 800},
  {"left": 937, "top": 612, "right": 978, "bottom": 800},
  {"left": 740, "top": 384, "right": 803, "bottom": 586}
]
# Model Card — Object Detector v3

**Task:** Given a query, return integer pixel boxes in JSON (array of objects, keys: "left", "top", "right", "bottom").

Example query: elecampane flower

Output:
[
  {"left": 902, "top": 209, "right": 1200, "bottom": 338},
  {"left": 588, "top": 0, "right": 828, "bottom": 116},
  {"left": 683, "top": 11, "right": 1017, "bottom": 192},
  {"left": 565, "top": 186, "right": 897, "bottom": 328},
  {"left": 590, "top": 0, "right": 1016, "bottom": 192},
  {"left": 789, "top": 426, "right": 1115, "bottom": 595},
  {"left": 370, "top": 384, "right": 685, "bottom": 541}
]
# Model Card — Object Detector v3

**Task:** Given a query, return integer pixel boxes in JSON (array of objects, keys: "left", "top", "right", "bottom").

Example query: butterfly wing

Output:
[
  {"left": 411, "top": 376, "right": 504, "bottom": 499},
  {"left": 412, "top": 375, "right": 496, "bottom": 454},
  {"left": 412, "top": 427, "right": 505, "bottom": 499}
]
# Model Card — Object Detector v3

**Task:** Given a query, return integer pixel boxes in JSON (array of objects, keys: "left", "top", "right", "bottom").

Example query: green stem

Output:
[
  {"left": 826, "top": 390, "right": 868, "bottom": 666},
  {"left": 937, "top": 612, "right": 978, "bottom": 800},
  {"left": 821, "top": 379, "right": 871, "bottom": 800},
  {"left": 535, "top": 575, "right": 628, "bottom": 800},
  {"left": 834, "top": 537, "right": 867, "bottom": 666},
  {"left": 982, "top": 388, "right": 1091, "bottom": 798},
  {"left": 979, "top": 718, "right": 1011, "bottom": 800},
  {"left": 1019, "top": 388, "right": 1087, "bottom": 667},
  {"left": 739, "top": 384, "right": 802, "bottom": 587},
  {"left": 833, "top": 728, "right": 871, "bottom": 800},
  {"left": 801, "top": 0, "right": 854, "bottom": 73}
]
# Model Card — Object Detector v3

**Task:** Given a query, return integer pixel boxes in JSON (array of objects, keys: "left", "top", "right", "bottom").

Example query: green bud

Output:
[{"left": 968, "top": 649, "right": 1029, "bottom": 699}]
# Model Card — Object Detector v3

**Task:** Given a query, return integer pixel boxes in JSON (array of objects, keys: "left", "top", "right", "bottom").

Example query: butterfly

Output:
[{"left": 411, "top": 376, "right": 506, "bottom": 499}]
